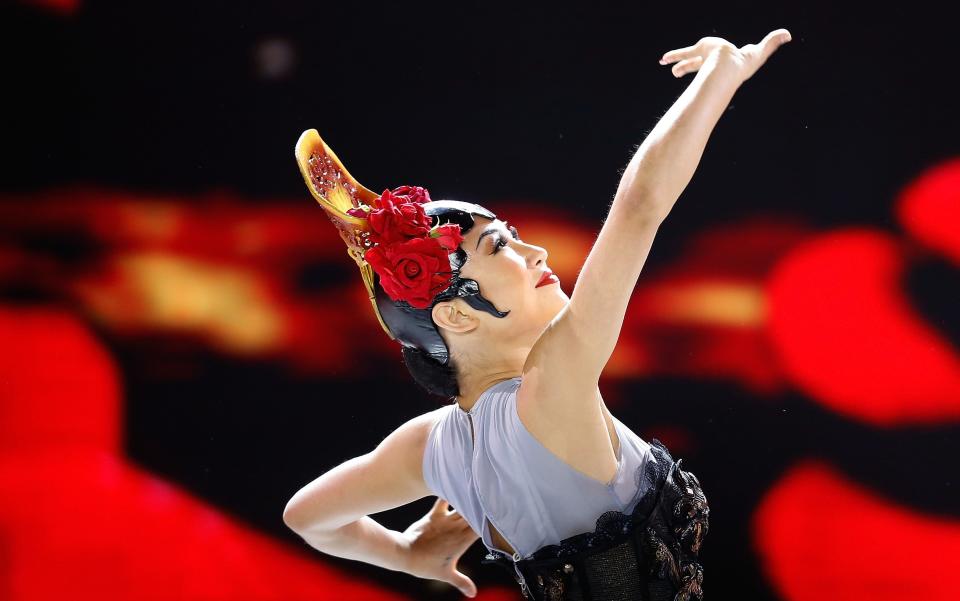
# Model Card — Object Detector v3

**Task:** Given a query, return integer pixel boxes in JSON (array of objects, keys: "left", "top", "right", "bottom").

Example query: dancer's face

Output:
[{"left": 434, "top": 216, "right": 569, "bottom": 342}]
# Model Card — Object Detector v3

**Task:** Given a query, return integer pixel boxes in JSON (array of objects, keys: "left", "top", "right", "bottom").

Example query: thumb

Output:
[
  {"left": 448, "top": 569, "right": 477, "bottom": 598},
  {"left": 760, "top": 28, "right": 792, "bottom": 57},
  {"left": 431, "top": 496, "right": 450, "bottom": 515}
]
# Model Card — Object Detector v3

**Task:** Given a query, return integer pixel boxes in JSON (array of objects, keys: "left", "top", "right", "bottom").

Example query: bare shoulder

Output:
[
  {"left": 283, "top": 405, "right": 449, "bottom": 533},
  {"left": 516, "top": 376, "right": 621, "bottom": 484},
  {"left": 375, "top": 406, "right": 448, "bottom": 478},
  {"left": 516, "top": 375, "right": 605, "bottom": 434}
]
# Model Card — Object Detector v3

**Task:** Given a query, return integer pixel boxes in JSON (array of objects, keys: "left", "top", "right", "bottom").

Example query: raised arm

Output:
[{"left": 520, "top": 31, "right": 792, "bottom": 409}]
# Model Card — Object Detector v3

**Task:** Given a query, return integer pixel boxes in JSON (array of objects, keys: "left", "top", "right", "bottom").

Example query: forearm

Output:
[
  {"left": 294, "top": 516, "right": 411, "bottom": 574},
  {"left": 617, "top": 48, "right": 743, "bottom": 221}
]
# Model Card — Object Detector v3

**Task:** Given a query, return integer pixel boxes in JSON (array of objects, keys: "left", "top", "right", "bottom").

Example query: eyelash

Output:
[{"left": 493, "top": 226, "right": 522, "bottom": 254}]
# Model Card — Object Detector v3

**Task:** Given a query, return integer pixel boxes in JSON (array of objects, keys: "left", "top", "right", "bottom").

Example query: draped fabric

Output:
[{"left": 421, "top": 376, "right": 657, "bottom": 558}]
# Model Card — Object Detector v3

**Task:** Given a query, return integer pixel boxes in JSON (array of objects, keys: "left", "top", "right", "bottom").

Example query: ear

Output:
[{"left": 432, "top": 300, "right": 478, "bottom": 334}]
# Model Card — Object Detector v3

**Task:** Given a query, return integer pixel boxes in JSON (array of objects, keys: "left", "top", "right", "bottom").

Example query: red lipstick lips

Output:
[{"left": 536, "top": 270, "right": 559, "bottom": 288}]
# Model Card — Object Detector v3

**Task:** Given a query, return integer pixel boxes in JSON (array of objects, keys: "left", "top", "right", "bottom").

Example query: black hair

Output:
[{"left": 401, "top": 345, "right": 460, "bottom": 399}]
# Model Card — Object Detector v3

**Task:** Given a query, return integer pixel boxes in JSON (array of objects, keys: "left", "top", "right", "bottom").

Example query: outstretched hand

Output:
[
  {"left": 401, "top": 497, "right": 480, "bottom": 598},
  {"left": 659, "top": 28, "right": 792, "bottom": 83}
]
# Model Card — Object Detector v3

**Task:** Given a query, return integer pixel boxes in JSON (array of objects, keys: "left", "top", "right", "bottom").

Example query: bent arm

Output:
[
  {"left": 282, "top": 410, "right": 438, "bottom": 573},
  {"left": 521, "top": 48, "right": 743, "bottom": 408}
]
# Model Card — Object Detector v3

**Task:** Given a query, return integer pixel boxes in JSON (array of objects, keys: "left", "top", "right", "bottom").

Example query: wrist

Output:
[
  {"left": 393, "top": 529, "right": 416, "bottom": 574},
  {"left": 703, "top": 46, "right": 746, "bottom": 87}
]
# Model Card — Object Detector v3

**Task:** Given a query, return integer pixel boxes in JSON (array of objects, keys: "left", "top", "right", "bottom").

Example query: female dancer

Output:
[{"left": 283, "top": 29, "right": 792, "bottom": 600}]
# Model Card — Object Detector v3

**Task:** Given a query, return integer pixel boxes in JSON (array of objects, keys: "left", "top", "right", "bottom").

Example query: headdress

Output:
[{"left": 294, "top": 129, "right": 508, "bottom": 365}]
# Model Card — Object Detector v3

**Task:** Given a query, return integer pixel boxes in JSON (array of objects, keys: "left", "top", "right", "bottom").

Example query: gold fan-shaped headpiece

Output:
[{"left": 294, "top": 129, "right": 394, "bottom": 337}]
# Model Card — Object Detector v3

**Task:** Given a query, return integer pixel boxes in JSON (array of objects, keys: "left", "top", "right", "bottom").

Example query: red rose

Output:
[
  {"left": 365, "top": 236, "right": 454, "bottom": 309},
  {"left": 390, "top": 185, "right": 432, "bottom": 204},
  {"left": 366, "top": 189, "right": 433, "bottom": 245},
  {"left": 431, "top": 223, "right": 464, "bottom": 250}
]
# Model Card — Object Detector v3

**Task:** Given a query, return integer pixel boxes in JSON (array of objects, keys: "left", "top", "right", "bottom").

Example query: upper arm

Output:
[
  {"left": 519, "top": 195, "right": 662, "bottom": 412},
  {"left": 282, "top": 409, "right": 441, "bottom": 534}
]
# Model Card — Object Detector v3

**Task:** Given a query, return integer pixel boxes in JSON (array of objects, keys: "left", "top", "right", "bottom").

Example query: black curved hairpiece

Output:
[{"left": 373, "top": 200, "right": 510, "bottom": 364}]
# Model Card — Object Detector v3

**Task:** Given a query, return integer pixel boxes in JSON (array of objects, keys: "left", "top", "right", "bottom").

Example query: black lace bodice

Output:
[{"left": 481, "top": 438, "right": 709, "bottom": 601}]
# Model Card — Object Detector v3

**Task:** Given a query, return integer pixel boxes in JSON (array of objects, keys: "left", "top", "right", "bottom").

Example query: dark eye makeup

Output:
[{"left": 492, "top": 224, "right": 522, "bottom": 254}]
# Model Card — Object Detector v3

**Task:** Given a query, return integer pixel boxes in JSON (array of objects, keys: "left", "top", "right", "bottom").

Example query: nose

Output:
[{"left": 524, "top": 242, "right": 548, "bottom": 269}]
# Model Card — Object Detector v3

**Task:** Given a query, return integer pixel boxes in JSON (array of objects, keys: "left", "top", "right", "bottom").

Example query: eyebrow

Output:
[{"left": 475, "top": 221, "right": 510, "bottom": 250}]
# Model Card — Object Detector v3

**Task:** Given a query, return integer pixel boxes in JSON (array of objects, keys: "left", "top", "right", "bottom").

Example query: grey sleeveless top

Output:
[{"left": 421, "top": 376, "right": 656, "bottom": 560}]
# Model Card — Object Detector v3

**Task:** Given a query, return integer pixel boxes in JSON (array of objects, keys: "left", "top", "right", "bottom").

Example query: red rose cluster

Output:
[{"left": 346, "top": 186, "right": 464, "bottom": 309}]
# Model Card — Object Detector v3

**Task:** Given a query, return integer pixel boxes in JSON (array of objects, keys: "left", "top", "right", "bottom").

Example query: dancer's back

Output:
[{"left": 422, "top": 376, "right": 657, "bottom": 559}]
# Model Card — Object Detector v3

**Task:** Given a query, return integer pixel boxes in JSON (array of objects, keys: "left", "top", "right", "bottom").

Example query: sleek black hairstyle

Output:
[{"left": 373, "top": 200, "right": 510, "bottom": 399}]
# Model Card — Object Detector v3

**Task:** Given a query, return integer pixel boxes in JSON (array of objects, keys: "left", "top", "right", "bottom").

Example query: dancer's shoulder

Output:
[
  {"left": 384, "top": 406, "right": 449, "bottom": 452},
  {"left": 283, "top": 407, "right": 446, "bottom": 533}
]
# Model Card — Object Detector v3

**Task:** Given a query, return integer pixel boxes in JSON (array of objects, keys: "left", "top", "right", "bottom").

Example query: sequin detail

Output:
[{"left": 307, "top": 151, "right": 358, "bottom": 203}]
